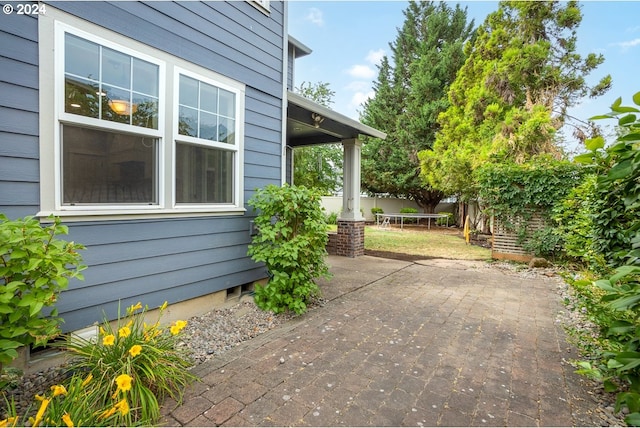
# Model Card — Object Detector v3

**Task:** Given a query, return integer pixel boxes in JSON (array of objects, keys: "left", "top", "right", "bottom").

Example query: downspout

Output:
[{"left": 280, "top": 1, "right": 289, "bottom": 186}]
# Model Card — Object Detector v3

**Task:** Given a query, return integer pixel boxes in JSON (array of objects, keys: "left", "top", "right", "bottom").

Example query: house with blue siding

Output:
[{"left": 0, "top": 0, "right": 384, "bottom": 366}]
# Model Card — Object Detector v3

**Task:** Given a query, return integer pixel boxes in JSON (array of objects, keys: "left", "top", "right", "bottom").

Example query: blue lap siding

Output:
[{"left": 0, "top": 1, "right": 285, "bottom": 331}]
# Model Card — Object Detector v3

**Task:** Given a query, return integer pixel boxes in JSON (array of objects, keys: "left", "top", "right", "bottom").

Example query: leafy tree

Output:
[
  {"left": 293, "top": 82, "right": 342, "bottom": 195},
  {"left": 421, "top": 0, "right": 611, "bottom": 200},
  {"left": 361, "top": 1, "right": 474, "bottom": 212}
]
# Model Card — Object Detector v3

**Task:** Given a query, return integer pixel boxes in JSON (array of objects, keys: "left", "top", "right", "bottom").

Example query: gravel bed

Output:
[{"left": 0, "top": 261, "right": 630, "bottom": 425}]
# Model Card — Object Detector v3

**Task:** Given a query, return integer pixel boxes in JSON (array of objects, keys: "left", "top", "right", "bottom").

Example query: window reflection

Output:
[
  {"left": 64, "top": 33, "right": 159, "bottom": 130},
  {"left": 62, "top": 125, "right": 157, "bottom": 204}
]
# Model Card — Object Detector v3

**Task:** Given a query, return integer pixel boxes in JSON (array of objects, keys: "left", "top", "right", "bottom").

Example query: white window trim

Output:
[
  {"left": 38, "top": 7, "right": 246, "bottom": 221},
  {"left": 54, "top": 22, "right": 166, "bottom": 212},
  {"left": 249, "top": 0, "right": 270, "bottom": 15},
  {"left": 173, "top": 67, "right": 244, "bottom": 210}
]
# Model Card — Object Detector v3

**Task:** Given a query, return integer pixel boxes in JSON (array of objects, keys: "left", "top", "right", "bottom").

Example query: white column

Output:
[{"left": 340, "top": 138, "right": 364, "bottom": 221}]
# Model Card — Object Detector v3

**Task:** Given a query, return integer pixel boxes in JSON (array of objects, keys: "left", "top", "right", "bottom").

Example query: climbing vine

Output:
[{"left": 476, "top": 155, "right": 583, "bottom": 254}]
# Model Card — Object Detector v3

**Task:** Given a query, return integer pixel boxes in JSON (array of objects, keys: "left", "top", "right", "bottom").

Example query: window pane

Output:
[
  {"left": 178, "top": 106, "right": 198, "bottom": 137},
  {"left": 219, "top": 89, "right": 235, "bottom": 117},
  {"left": 65, "top": 34, "right": 99, "bottom": 79},
  {"left": 62, "top": 125, "right": 157, "bottom": 204},
  {"left": 199, "top": 112, "right": 217, "bottom": 141},
  {"left": 102, "top": 85, "right": 131, "bottom": 124},
  {"left": 179, "top": 75, "right": 199, "bottom": 108},
  {"left": 102, "top": 47, "right": 131, "bottom": 89},
  {"left": 218, "top": 117, "right": 235, "bottom": 144},
  {"left": 175, "top": 144, "right": 233, "bottom": 204},
  {"left": 199, "top": 82, "right": 218, "bottom": 113},
  {"left": 132, "top": 94, "right": 158, "bottom": 129},
  {"left": 132, "top": 58, "right": 158, "bottom": 97},
  {"left": 65, "top": 76, "right": 100, "bottom": 118}
]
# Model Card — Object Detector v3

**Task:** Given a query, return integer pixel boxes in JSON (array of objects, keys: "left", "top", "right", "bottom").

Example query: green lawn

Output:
[{"left": 329, "top": 224, "right": 491, "bottom": 260}]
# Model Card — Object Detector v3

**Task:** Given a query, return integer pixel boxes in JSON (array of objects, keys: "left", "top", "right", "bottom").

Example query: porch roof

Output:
[{"left": 287, "top": 91, "right": 386, "bottom": 147}]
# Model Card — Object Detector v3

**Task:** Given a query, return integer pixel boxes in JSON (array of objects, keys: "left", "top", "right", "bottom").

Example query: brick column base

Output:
[{"left": 334, "top": 220, "right": 365, "bottom": 258}]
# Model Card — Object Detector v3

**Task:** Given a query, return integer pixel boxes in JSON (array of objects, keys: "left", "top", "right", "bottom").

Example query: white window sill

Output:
[{"left": 36, "top": 208, "right": 247, "bottom": 223}]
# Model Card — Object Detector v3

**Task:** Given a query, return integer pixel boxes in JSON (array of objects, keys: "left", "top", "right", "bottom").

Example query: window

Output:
[
  {"left": 174, "top": 71, "right": 241, "bottom": 205},
  {"left": 45, "top": 19, "right": 245, "bottom": 217},
  {"left": 60, "top": 29, "right": 162, "bottom": 207}
]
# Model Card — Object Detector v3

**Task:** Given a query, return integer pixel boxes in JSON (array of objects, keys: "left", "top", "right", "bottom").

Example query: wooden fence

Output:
[{"left": 492, "top": 211, "right": 546, "bottom": 262}]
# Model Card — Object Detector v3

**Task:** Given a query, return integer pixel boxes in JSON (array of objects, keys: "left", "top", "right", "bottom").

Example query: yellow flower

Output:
[
  {"left": 160, "top": 301, "right": 168, "bottom": 311},
  {"left": 34, "top": 394, "right": 45, "bottom": 402},
  {"left": 170, "top": 320, "right": 187, "bottom": 335},
  {"left": 81, "top": 373, "right": 93, "bottom": 388},
  {"left": 61, "top": 413, "right": 74, "bottom": 427},
  {"left": 99, "top": 407, "right": 117, "bottom": 419},
  {"left": 128, "top": 344, "right": 142, "bottom": 357},
  {"left": 0, "top": 417, "right": 18, "bottom": 428},
  {"left": 31, "top": 398, "right": 50, "bottom": 427},
  {"left": 102, "top": 334, "right": 115, "bottom": 346},
  {"left": 118, "top": 326, "right": 131, "bottom": 338},
  {"left": 51, "top": 384, "right": 67, "bottom": 397},
  {"left": 114, "top": 398, "right": 130, "bottom": 416},
  {"left": 115, "top": 373, "right": 133, "bottom": 393},
  {"left": 99, "top": 326, "right": 106, "bottom": 335},
  {"left": 127, "top": 302, "right": 142, "bottom": 314}
]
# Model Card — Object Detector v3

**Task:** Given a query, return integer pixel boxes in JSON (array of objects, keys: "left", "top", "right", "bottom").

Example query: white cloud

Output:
[
  {"left": 345, "top": 81, "right": 369, "bottom": 92},
  {"left": 626, "top": 25, "right": 640, "bottom": 33},
  {"left": 305, "top": 7, "right": 324, "bottom": 27},
  {"left": 366, "top": 49, "right": 385, "bottom": 65},
  {"left": 347, "top": 64, "right": 376, "bottom": 79},
  {"left": 611, "top": 38, "right": 640, "bottom": 50},
  {"left": 350, "top": 91, "right": 375, "bottom": 109}
]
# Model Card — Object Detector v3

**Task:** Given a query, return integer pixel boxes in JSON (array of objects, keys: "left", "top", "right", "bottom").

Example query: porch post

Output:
[
  {"left": 340, "top": 138, "right": 364, "bottom": 221},
  {"left": 334, "top": 138, "right": 365, "bottom": 257}
]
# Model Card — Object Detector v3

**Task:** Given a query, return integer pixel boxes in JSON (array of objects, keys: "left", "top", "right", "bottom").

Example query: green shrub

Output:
[
  {"left": 399, "top": 207, "right": 418, "bottom": 214},
  {"left": 63, "top": 302, "right": 196, "bottom": 424},
  {"left": 371, "top": 207, "right": 384, "bottom": 216},
  {"left": 325, "top": 212, "right": 338, "bottom": 225},
  {"left": 522, "top": 226, "right": 563, "bottom": 258},
  {"left": 247, "top": 184, "right": 331, "bottom": 314},
  {"left": 0, "top": 215, "right": 85, "bottom": 368},
  {"left": 436, "top": 212, "right": 454, "bottom": 227},
  {"left": 400, "top": 207, "right": 418, "bottom": 224}
]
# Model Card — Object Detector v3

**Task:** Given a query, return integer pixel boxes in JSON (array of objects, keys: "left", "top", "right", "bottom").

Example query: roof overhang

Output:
[
  {"left": 287, "top": 91, "right": 386, "bottom": 147},
  {"left": 288, "top": 35, "right": 312, "bottom": 58}
]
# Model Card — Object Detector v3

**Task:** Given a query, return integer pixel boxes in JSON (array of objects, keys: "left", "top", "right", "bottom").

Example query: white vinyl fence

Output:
[{"left": 321, "top": 196, "right": 455, "bottom": 222}]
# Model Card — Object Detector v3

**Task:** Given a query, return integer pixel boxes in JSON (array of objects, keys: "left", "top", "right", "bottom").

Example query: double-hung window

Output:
[
  {"left": 175, "top": 70, "right": 239, "bottom": 206},
  {"left": 45, "top": 17, "right": 245, "bottom": 218},
  {"left": 60, "top": 30, "right": 163, "bottom": 207}
]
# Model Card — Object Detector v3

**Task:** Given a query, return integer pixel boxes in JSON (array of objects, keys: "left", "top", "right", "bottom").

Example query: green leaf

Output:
[
  {"left": 609, "top": 294, "right": 640, "bottom": 311},
  {"left": 625, "top": 412, "right": 640, "bottom": 427},
  {"left": 619, "top": 132, "right": 640, "bottom": 142},
  {"left": 0, "top": 339, "right": 23, "bottom": 349},
  {"left": 620, "top": 114, "right": 637, "bottom": 126},
  {"left": 611, "top": 105, "right": 640, "bottom": 113},
  {"left": 585, "top": 136, "right": 605, "bottom": 151},
  {"left": 588, "top": 114, "right": 614, "bottom": 121},
  {"left": 607, "top": 159, "right": 634, "bottom": 181},
  {"left": 612, "top": 97, "right": 622, "bottom": 109},
  {"left": 633, "top": 91, "right": 640, "bottom": 106},
  {"left": 611, "top": 265, "right": 640, "bottom": 283}
]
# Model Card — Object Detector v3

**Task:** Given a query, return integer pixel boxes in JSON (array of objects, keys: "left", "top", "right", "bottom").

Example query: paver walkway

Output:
[{"left": 161, "top": 256, "right": 604, "bottom": 426}]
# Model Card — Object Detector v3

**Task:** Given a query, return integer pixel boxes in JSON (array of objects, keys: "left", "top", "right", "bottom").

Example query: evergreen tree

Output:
[
  {"left": 421, "top": 0, "right": 611, "bottom": 200},
  {"left": 361, "top": 1, "right": 474, "bottom": 212}
]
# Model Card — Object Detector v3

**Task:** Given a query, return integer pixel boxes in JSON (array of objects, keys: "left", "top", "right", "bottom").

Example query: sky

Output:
[{"left": 287, "top": 1, "right": 640, "bottom": 152}]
